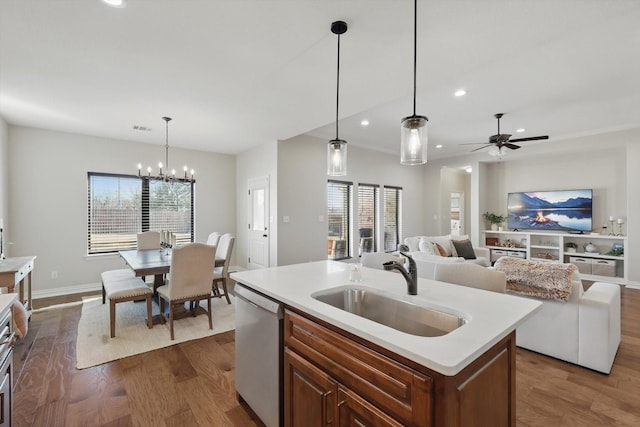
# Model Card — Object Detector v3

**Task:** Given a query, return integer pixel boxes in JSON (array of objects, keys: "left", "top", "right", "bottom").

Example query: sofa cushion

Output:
[{"left": 451, "top": 239, "right": 476, "bottom": 260}]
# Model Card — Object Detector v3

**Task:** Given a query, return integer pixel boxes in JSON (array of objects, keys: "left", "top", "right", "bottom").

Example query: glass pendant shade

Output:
[
  {"left": 400, "top": 115, "right": 428, "bottom": 165},
  {"left": 327, "top": 139, "right": 347, "bottom": 176}
]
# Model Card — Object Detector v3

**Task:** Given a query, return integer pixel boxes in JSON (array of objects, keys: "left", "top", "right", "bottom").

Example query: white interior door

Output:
[{"left": 248, "top": 176, "right": 270, "bottom": 270}]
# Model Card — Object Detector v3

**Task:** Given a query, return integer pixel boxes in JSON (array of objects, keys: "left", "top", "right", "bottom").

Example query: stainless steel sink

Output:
[{"left": 312, "top": 286, "right": 467, "bottom": 337}]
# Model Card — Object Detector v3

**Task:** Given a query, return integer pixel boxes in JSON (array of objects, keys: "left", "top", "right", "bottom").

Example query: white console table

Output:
[{"left": 483, "top": 230, "right": 627, "bottom": 284}]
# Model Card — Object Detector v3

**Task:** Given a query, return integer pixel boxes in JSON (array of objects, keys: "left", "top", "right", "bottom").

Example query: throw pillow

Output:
[
  {"left": 429, "top": 235, "right": 454, "bottom": 256},
  {"left": 452, "top": 239, "right": 477, "bottom": 260},
  {"left": 12, "top": 301, "right": 28, "bottom": 339},
  {"left": 435, "top": 243, "right": 449, "bottom": 257},
  {"left": 418, "top": 238, "right": 436, "bottom": 255}
]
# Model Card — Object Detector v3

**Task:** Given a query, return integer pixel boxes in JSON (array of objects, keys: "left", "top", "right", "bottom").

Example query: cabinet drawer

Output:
[
  {"left": 569, "top": 257, "right": 592, "bottom": 274},
  {"left": 507, "top": 251, "right": 526, "bottom": 259},
  {"left": 284, "top": 310, "right": 432, "bottom": 427},
  {"left": 592, "top": 259, "right": 616, "bottom": 277}
]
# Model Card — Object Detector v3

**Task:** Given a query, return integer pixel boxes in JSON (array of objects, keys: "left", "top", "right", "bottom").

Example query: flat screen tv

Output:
[{"left": 507, "top": 189, "right": 593, "bottom": 232}]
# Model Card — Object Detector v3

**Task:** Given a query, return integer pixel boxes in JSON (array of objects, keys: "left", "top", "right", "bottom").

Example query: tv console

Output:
[{"left": 482, "top": 230, "right": 628, "bottom": 284}]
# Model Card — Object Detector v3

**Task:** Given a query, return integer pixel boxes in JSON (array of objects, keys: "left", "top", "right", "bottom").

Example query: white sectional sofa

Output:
[
  {"left": 494, "top": 257, "right": 621, "bottom": 374},
  {"left": 403, "top": 235, "right": 490, "bottom": 279}
]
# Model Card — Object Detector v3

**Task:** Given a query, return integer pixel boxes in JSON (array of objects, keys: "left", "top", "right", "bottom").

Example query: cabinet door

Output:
[
  {"left": 284, "top": 348, "right": 338, "bottom": 427},
  {"left": 337, "top": 387, "right": 404, "bottom": 427}
]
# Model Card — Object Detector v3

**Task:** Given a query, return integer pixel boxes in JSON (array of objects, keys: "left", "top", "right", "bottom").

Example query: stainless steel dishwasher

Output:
[{"left": 235, "top": 284, "right": 283, "bottom": 427}]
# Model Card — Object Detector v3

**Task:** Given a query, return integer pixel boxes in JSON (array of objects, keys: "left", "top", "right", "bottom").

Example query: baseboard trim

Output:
[{"left": 32, "top": 283, "right": 102, "bottom": 299}]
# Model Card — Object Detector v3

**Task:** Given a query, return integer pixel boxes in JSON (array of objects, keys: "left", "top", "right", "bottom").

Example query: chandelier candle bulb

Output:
[{"left": 137, "top": 163, "right": 142, "bottom": 176}]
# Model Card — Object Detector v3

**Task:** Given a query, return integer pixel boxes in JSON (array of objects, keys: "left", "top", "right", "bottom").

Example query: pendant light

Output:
[
  {"left": 400, "top": 0, "right": 428, "bottom": 165},
  {"left": 327, "top": 20, "right": 348, "bottom": 176}
]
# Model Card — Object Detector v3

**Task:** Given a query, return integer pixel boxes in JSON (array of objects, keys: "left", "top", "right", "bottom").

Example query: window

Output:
[
  {"left": 357, "top": 183, "right": 379, "bottom": 255},
  {"left": 383, "top": 186, "right": 402, "bottom": 252},
  {"left": 88, "top": 172, "right": 194, "bottom": 254},
  {"left": 327, "top": 180, "right": 352, "bottom": 260}
]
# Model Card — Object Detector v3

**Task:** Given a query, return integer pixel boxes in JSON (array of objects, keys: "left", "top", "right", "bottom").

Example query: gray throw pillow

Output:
[{"left": 452, "top": 239, "right": 476, "bottom": 260}]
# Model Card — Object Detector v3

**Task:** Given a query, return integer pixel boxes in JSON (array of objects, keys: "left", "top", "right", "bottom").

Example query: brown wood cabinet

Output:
[{"left": 284, "top": 309, "right": 516, "bottom": 427}]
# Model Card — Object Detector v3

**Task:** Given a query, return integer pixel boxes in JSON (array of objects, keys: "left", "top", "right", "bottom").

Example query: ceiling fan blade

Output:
[
  {"left": 508, "top": 135, "right": 549, "bottom": 143},
  {"left": 503, "top": 143, "right": 521, "bottom": 150},
  {"left": 460, "top": 142, "right": 490, "bottom": 146},
  {"left": 471, "top": 144, "right": 491, "bottom": 153}
]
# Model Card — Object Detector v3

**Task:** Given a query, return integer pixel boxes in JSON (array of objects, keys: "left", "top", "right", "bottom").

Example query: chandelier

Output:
[{"left": 137, "top": 117, "right": 194, "bottom": 182}]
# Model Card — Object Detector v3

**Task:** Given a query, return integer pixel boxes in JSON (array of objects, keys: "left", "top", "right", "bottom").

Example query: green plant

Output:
[{"left": 483, "top": 212, "right": 505, "bottom": 225}]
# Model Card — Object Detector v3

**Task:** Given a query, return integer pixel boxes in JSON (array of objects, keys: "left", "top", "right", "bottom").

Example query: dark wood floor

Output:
[{"left": 13, "top": 286, "right": 640, "bottom": 426}]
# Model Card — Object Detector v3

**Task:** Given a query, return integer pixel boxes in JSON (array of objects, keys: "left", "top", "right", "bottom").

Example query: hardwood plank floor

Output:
[{"left": 13, "top": 286, "right": 640, "bottom": 426}]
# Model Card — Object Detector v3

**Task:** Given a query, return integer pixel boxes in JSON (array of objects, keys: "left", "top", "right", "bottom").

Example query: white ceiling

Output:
[{"left": 1, "top": 0, "right": 639, "bottom": 161}]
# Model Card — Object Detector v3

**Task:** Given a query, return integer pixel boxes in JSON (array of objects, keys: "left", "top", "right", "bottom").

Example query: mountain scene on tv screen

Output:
[{"left": 507, "top": 191, "right": 592, "bottom": 232}]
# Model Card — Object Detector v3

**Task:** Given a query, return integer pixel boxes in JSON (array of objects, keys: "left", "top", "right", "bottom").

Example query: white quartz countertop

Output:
[{"left": 231, "top": 261, "right": 541, "bottom": 376}]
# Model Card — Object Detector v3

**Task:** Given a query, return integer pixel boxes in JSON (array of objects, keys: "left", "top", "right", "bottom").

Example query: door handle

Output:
[{"left": 263, "top": 234, "right": 268, "bottom": 238}]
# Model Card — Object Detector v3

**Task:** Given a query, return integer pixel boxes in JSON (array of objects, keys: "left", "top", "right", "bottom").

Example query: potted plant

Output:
[
  {"left": 483, "top": 212, "right": 506, "bottom": 231},
  {"left": 566, "top": 242, "right": 578, "bottom": 254}
]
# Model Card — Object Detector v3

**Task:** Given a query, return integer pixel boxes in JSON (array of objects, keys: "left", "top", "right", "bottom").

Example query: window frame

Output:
[
  {"left": 87, "top": 172, "right": 195, "bottom": 255},
  {"left": 327, "top": 179, "right": 353, "bottom": 260},
  {"left": 383, "top": 185, "right": 403, "bottom": 252}
]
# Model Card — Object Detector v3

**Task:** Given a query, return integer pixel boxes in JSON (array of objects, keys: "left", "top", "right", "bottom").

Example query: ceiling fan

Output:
[{"left": 465, "top": 113, "right": 549, "bottom": 154}]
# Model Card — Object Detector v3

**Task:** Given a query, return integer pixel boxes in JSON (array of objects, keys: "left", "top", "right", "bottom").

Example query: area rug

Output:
[{"left": 76, "top": 295, "right": 235, "bottom": 369}]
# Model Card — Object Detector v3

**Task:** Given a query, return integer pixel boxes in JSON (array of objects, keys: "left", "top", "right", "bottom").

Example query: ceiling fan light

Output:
[
  {"left": 400, "top": 115, "right": 428, "bottom": 165},
  {"left": 327, "top": 139, "right": 347, "bottom": 176}
]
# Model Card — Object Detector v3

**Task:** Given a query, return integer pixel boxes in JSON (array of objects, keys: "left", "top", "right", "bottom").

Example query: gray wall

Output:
[
  {"left": 276, "top": 134, "right": 427, "bottom": 266},
  {"left": 235, "top": 140, "right": 278, "bottom": 269},
  {"left": 0, "top": 117, "right": 7, "bottom": 245},
  {"left": 7, "top": 125, "right": 236, "bottom": 297}
]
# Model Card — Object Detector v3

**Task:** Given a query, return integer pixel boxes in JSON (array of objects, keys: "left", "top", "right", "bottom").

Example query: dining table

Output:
[
  {"left": 118, "top": 248, "right": 225, "bottom": 292},
  {"left": 118, "top": 248, "right": 226, "bottom": 324}
]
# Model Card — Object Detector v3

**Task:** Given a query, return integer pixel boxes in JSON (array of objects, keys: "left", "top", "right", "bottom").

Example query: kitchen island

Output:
[{"left": 231, "top": 260, "right": 541, "bottom": 427}]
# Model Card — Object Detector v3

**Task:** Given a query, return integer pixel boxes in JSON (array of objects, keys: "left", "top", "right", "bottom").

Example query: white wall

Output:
[
  {"left": 626, "top": 141, "right": 640, "bottom": 286},
  {"left": 0, "top": 117, "right": 8, "bottom": 249},
  {"left": 8, "top": 125, "right": 236, "bottom": 297},
  {"left": 235, "top": 140, "right": 278, "bottom": 269},
  {"left": 277, "top": 135, "right": 426, "bottom": 266}
]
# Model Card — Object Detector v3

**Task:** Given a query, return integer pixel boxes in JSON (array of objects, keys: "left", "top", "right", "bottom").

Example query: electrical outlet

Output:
[{"left": 51, "top": 271, "right": 58, "bottom": 279}]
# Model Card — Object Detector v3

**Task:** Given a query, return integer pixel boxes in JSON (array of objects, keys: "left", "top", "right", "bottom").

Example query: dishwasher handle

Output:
[{"left": 235, "top": 284, "right": 283, "bottom": 319}]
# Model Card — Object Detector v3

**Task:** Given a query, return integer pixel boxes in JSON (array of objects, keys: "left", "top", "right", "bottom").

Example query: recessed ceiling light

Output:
[
  {"left": 360, "top": 119, "right": 369, "bottom": 126},
  {"left": 102, "top": 0, "right": 126, "bottom": 8},
  {"left": 454, "top": 89, "right": 467, "bottom": 97},
  {"left": 516, "top": 128, "right": 525, "bottom": 133},
  {"left": 436, "top": 144, "right": 443, "bottom": 148}
]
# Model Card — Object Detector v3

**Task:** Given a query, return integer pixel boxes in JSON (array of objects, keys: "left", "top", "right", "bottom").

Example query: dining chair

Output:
[
  {"left": 156, "top": 243, "right": 215, "bottom": 340},
  {"left": 137, "top": 231, "right": 161, "bottom": 249},
  {"left": 212, "top": 233, "right": 234, "bottom": 304},
  {"left": 206, "top": 232, "right": 221, "bottom": 247},
  {"left": 433, "top": 263, "right": 506, "bottom": 293}
]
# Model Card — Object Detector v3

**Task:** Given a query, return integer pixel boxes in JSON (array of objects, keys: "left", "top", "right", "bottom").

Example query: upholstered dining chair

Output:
[
  {"left": 206, "top": 231, "right": 221, "bottom": 247},
  {"left": 433, "top": 263, "right": 506, "bottom": 293},
  {"left": 101, "top": 231, "right": 163, "bottom": 287},
  {"left": 137, "top": 230, "right": 161, "bottom": 249},
  {"left": 212, "top": 233, "right": 234, "bottom": 304},
  {"left": 156, "top": 243, "right": 215, "bottom": 340}
]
